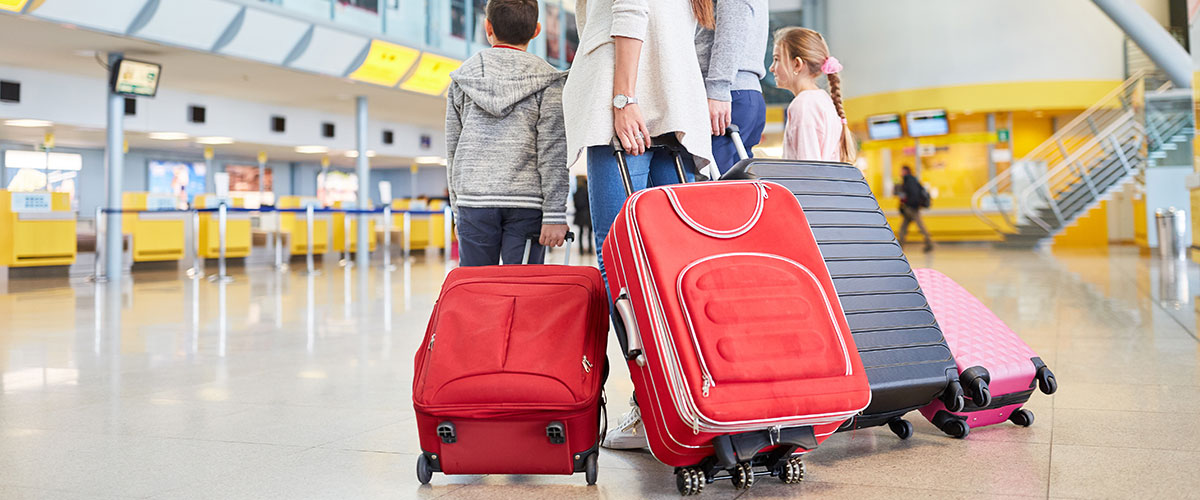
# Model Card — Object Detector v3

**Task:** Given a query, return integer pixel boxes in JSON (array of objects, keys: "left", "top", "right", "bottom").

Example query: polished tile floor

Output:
[{"left": 1, "top": 245, "right": 1198, "bottom": 499}]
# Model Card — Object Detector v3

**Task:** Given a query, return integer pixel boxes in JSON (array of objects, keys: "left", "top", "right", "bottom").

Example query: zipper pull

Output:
[
  {"left": 702, "top": 376, "right": 713, "bottom": 397},
  {"left": 692, "top": 416, "right": 700, "bottom": 435},
  {"left": 582, "top": 355, "right": 593, "bottom": 373},
  {"left": 427, "top": 333, "right": 436, "bottom": 351}
]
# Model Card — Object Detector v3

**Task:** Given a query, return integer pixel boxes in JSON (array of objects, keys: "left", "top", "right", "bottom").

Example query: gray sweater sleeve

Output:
[
  {"left": 444, "top": 83, "right": 463, "bottom": 214},
  {"left": 536, "top": 80, "right": 569, "bottom": 226},
  {"left": 702, "top": 0, "right": 756, "bottom": 102}
]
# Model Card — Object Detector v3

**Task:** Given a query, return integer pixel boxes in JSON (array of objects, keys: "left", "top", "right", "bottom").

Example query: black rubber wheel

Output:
[
  {"left": 778, "top": 456, "right": 805, "bottom": 484},
  {"left": 943, "top": 419, "right": 971, "bottom": 439},
  {"left": 1010, "top": 408, "right": 1035, "bottom": 427},
  {"left": 731, "top": 463, "right": 754, "bottom": 490},
  {"left": 1038, "top": 370, "right": 1058, "bottom": 395},
  {"left": 585, "top": 454, "right": 598, "bottom": 485},
  {"left": 972, "top": 379, "right": 993, "bottom": 408},
  {"left": 416, "top": 455, "right": 433, "bottom": 485},
  {"left": 888, "top": 418, "right": 914, "bottom": 440},
  {"left": 676, "top": 467, "right": 704, "bottom": 496}
]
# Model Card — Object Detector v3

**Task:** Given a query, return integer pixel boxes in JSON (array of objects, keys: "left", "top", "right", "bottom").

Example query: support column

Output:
[
  {"left": 355, "top": 96, "right": 370, "bottom": 268},
  {"left": 104, "top": 52, "right": 125, "bottom": 282},
  {"left": 1092, "top": 0, "right": 1192, "bottom": 89}
]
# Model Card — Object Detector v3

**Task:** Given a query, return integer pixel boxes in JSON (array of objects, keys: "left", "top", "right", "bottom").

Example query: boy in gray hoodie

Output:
[{"left": 445, "top": 0, "right": 569, "bottom": 266}]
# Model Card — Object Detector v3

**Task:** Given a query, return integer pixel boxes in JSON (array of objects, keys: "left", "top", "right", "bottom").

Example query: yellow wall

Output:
[
  {"left": 844, "top": 80, "right": 1122, "bottom": 124},
  {"left": 1052, "top": 200, "right": 1110, "bottom": 250}
]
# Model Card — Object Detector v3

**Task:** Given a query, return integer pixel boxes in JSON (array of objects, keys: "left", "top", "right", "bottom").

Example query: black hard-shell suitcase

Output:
[{"left": 720, "top": 127, "right": 969, "bottom": 439}]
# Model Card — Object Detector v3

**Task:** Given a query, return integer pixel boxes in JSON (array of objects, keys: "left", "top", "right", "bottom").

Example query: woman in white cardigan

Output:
[{"left": 562, "top": 0, "right": 715, "bottom": 451}]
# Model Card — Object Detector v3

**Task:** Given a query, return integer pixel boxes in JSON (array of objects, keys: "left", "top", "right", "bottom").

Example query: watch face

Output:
[{"left": 613, "top": 95, "right": 628, "bottom": 108}]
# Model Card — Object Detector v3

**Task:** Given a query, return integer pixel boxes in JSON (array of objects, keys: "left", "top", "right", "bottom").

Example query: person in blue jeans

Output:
[
  {"left": 696, "top": 0, "right": 770, "bottom": 174},
  {"left": 562, "top": 0, "right": 716, "bottom": 451}
]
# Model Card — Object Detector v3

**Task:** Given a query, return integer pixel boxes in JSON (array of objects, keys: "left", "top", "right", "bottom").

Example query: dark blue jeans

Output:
[
  {"left": 711, "top": 90, "right": 767, "bottom": 175},
  {"left": 455, "top": 206, "right": 544, "bottom": 266}
]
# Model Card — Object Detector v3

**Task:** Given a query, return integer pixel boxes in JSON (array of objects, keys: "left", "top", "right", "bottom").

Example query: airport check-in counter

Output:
[
  {"left": 392, "top": 199, "right": 455, "bottom": 251},
  {"left": 278, "top": 196, "right": 329, "bottom": 255},
  {"left": 122, "top": 192, "right": 186, "bottom": 262},
  {"left": 0, "top": 190, "right": 76, "bottom": 267},
  {"left": 194, "top": 194, "right": 252, "bottom": 259},
  {"left": 332, "top": 201, "right": 376, "bottom": 253}
]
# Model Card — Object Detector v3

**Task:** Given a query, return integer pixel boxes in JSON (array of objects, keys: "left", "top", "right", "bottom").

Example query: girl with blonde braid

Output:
[{"left": 769, "top": 27, "right": 857, "bottom": 163}]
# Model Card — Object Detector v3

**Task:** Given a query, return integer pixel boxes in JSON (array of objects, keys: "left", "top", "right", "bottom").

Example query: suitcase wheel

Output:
[
  {"left": 940, "top": 418, "right": 970, "bottom": 439},
  {"left": 942, "top": 380, "right": 966, "bottom": 412},
  {"left": 1009, "top": 408, "right": 1035, "bottom": 427},
  {"left": 416, "top": 454, "right": 433, "bottom": 485},
  {"left": 971, "top": 379, "right": 993, "bottom": 408},
  {"left": 730, "top": 462, "right": 754, "bottom": 490},
  {"left": 585, "top": 453, "right": 598, "bottom": 486},
  {"left": 676, "top": 466, "right": 706, "bottom": 495},
  {"left": 1037, "top": 367, "right": 1058, "bottom": 395},
  {"left": 887, "top": 418, "right": 914, "bottom": 440},
  {"left": 777, "top": 456, "right": 805, "bottom": 484}
]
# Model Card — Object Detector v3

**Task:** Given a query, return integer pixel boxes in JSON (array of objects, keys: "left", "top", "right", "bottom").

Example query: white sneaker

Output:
[{"left": 602, "top": 406, "right": 649, "bottom": 450}]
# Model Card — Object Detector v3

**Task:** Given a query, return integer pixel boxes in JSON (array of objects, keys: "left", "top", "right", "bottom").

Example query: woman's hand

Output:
[
  {"left": 708, "top": 99, "right": 731, "bottom": 136},
  {"left": 614, "top": 103, "right": 651, "bottom": 156}
]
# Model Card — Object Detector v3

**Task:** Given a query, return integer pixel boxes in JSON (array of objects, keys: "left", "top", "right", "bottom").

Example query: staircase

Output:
[{"left": 972, "top": 74, "right": 1193, "bottom": 247}]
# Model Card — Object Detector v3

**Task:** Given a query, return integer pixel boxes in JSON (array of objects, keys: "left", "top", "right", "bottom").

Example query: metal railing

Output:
[{"left": 971, "top": 73, "right": 1148, "bottom": 235}]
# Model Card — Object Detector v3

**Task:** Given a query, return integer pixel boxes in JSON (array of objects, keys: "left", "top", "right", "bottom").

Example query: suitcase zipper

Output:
[
  {"left": 427, "top": 333, "right": 435, "bottom": 350},
  {"left": 582, "top": 355, "right": 592, "bottom": 373}
]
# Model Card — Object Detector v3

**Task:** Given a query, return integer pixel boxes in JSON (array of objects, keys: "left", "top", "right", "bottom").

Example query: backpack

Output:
[{"left": 917, "top": 184, "right": 931, "bottom": 208}]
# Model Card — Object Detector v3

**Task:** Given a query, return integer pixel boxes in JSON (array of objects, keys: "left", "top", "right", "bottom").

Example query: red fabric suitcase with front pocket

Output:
[
  {"left": 412, "top": 263, "right": 609, "bottom": 485},
  {"left": 602, "top": 146, "right": 872, "bottom": 493}
]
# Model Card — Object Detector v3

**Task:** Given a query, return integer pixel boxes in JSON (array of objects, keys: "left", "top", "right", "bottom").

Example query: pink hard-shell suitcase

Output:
[{"left": 913, "top": 269, "right": 1057, "bottom": 438}]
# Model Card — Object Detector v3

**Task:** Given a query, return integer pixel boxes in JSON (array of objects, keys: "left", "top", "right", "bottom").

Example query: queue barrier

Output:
[{"left": 92, "top": 205, "right": 453, "bottom": 282}]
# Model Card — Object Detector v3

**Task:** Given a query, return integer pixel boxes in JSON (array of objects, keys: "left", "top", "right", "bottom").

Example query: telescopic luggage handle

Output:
[
  {"left": 726, "top": 124, "right": 749, "bottom": 161},
  {"left": 719, "top": 124, "right": 756, "bottom": 181},
  {"left": 610, "top": 136, "right": 691, "bottom": 197},
  {"left": 522, "top": 231, "right": 575, "bottom": 265}
]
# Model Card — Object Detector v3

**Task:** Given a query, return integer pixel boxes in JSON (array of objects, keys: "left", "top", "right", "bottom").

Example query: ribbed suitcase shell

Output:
[{"left": 723, "top": 160, "right": 963, "bottom": 435}]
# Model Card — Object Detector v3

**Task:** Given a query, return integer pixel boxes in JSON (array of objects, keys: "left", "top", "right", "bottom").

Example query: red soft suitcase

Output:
[
  {"left": 913, "top": 268, "right": 1057, "bottom": 438},
  {"left": 602, "top": 143, "right": 871, "bottom": 494},
  {"left": 412, "top": 239, "right": 609, "bottom": 484}
]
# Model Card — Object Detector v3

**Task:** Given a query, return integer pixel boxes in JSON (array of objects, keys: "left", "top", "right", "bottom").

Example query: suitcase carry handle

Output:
[
  {"left": 614, "top": 288, "right": 646, "bottom": 367},
  {"left": 521, "top": 231, "right": 575, "bottom": 265},
  {"left": 719, "top": 124, "right": 757, "bottom": 181},
  {"left": 610, "top": 136, "right": 692, "bottom": 197}
]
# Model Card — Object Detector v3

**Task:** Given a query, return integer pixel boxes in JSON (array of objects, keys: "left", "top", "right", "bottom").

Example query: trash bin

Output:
[{"left": 1154, "top": 207, "right": 1188, "bottom": 260}]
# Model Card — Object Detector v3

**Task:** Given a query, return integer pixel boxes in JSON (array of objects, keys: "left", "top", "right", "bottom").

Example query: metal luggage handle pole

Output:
[
  {"left": 521, "top": 232, "right": 575, "bottom": 265},
  {"left": 614, "top": 289, "right": 646, "bottom": 367},
  {"left": 611, "top": 136, "right": 690, "bottom": 198},
  {"left": 727, "top": 124, "right": 748, "bottom": 161}
]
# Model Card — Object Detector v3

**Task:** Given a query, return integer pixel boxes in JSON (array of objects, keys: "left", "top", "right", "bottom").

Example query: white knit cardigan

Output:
[{"left": 562, "top": 0, "right": 715, "bottom": 174}]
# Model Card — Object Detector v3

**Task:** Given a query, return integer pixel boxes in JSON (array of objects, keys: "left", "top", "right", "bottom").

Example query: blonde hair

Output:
[
  {"left": 692, "top": 1, "right": 714, "bottom": 29},
  {"left": 774, "top": 27, "right": 857, "bottom": 164}
]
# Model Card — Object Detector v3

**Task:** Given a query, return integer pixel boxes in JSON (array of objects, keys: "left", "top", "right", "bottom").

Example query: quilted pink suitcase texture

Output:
[{"left": 913, "top": 269, "right": 1057, "bottom": 438}]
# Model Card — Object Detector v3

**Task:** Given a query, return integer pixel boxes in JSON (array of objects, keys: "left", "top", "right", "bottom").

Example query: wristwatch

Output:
[{"left": 613, "top": 94, "right": 638, "bottom": 109}]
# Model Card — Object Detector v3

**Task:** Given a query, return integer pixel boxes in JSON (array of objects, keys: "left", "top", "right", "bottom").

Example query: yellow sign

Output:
[
  {"left": 410, "top": 164, "right": 419, "bottom": 174},
  {"left": 123, "top": 140, "right": 129, "bottom": 154},
  {"left": 860, "top": 132, "right": 1000, "bottom": 151},
  {"left": 204, "top": 147, "right": 214, "bottom": 160},
  {"left": 0, "top": 0, "right": 28, "bottom": 13},
  {"left": 258, "top": 151, "right": 268, "bottom": 165},
  {"left": 348, "top": 40, "right": 420, "bottom": 87},
  {"left": 400, "top": 53, "right": 460, "bottom": 96},
  {"left": 43, "top": 132, "right": 54, "bottom": 149},
  {"left": 321, "top": 156, "right": 330, "bottom": 168}
]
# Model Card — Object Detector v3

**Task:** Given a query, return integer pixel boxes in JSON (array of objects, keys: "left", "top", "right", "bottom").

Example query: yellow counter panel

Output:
[
  {"left": 122, "top": 192, "right": 187, "bottom": 262},
  {"left": 332, "top": 202, "right": 377, "bottom": 253},
  {"left": 0, "top": 190, "right": 76, "bottom": 267},
  {"left": 194, "top": 195, "right": 251, "bottom": 259},
  {"left": 279, "top": 196, "right": 328, "bottom": 255}
]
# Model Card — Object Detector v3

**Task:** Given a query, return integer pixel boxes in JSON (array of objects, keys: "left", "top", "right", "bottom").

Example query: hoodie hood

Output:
[{"left": 450, "top": 48, "right": 567, "bottom": 117}]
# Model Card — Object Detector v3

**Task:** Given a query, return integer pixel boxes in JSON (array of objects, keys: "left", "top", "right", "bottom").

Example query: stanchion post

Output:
[
  {"left": 402, "top": 211, "right": 411, "bottom": 260},
  {"left": 341, "top": 210, "right": 352, "bottom": 268},
  {"left": 210, "top": 202, "right": 233, "bottom": 283},
  {"left": 304, "top": 205, "right": 319, "bottom": 276},
  {"left": 383, "top": 206, "right": 394, "bottom": 270},
  {"left": 274, "top": 209, "right": 286, "bottom": 272},
  {"left": 92, "top": 207, "right": 107, "bottom": 283}
]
